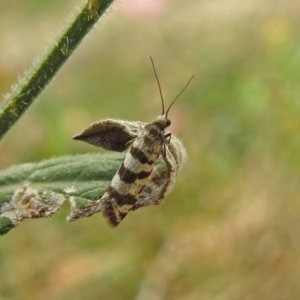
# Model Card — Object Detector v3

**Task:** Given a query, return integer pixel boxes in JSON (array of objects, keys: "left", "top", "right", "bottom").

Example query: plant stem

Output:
[{"left": 0, "top": 0, "right": 114, "bottom": 141}]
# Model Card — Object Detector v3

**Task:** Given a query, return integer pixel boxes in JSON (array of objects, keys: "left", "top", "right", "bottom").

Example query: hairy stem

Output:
[{"left": 0, "top": 0, "right": 114, "bottom": 141}]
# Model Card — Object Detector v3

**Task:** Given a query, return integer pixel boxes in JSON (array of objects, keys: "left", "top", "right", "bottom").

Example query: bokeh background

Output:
[{"left": 1, "top": 0, "right": 300, "bottom": 299}]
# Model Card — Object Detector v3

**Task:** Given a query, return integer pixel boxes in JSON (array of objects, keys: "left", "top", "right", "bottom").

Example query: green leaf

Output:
[{"left": 0, "top": 152, "right": 124, "bottom": 236}]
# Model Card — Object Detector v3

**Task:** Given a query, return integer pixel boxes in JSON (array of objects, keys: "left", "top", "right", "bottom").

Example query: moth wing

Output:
[
  {"left": 73, "top": 119, "right": 146, "bottom": 152},
  {"left": 134, "top": 134, "right": 187, "bottom": 209}
]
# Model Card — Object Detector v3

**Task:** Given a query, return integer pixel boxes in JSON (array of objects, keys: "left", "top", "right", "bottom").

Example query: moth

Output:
[{"left": 73, "top": 57, "right": 193, "bottom": 227}]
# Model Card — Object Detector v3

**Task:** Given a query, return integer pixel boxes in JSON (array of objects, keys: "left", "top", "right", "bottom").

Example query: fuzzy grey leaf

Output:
[{"left": 0, "top": 153, "right": 124, "bottom": 236}]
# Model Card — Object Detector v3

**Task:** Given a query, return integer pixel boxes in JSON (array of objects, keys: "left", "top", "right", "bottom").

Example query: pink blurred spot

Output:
[{"left": 118, "top": 0, "right": 168, "bottom": 18}]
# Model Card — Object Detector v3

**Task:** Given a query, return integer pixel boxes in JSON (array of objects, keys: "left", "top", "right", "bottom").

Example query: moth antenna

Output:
[
  {"left": 166, "top": 75, "right": 195, "bottom": 118},
  {"left": 150, "top": 56, "right": 165, "bottom": 115}
]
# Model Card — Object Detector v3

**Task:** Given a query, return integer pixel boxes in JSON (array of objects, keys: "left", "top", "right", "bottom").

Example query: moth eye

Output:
[{"left": 166, "top": 119, "right": 171, "bottom": 126}]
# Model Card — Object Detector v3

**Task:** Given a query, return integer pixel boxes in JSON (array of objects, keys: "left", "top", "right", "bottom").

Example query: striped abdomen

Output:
[{"left": 101, "top": 122, "right": 165, "bottom": 227}]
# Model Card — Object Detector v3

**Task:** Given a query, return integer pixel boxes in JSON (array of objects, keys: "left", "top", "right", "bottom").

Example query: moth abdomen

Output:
[
  {"left": 101, "top": 186, "right": 138, "bottom": 227},
  {"left": 130, "top": 146, "right": 155, "bottom": 165},
  {"left": 118, "top": 164, "right": 152, "bottom": 184}
]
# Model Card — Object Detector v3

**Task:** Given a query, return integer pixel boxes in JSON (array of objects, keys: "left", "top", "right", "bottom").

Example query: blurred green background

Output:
[{"left": 1, "top": 0, "right": 300, "bottom": 299}]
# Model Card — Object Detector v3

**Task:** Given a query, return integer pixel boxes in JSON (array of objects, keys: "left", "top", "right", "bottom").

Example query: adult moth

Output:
[{"left": 73, "top": 57, "right": 193, "bottom": 227}]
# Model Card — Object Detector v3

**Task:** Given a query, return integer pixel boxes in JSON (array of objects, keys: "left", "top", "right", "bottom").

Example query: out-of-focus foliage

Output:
[{"left": 1, "top": 0, "right": 300, "bottom": 299}]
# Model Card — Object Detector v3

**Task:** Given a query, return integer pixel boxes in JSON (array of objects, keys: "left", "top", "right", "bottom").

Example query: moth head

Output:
[{"left": 156, "top": 114, "right": 171, "bottom": 128}]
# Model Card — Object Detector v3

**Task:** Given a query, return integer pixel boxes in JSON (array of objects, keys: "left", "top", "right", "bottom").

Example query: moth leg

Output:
[
  {"left": 162, "top": 133, "right": 171, "bottom": 156},
  {"left": 165, "top": 132, "right": 171, "bottom": 144}
]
